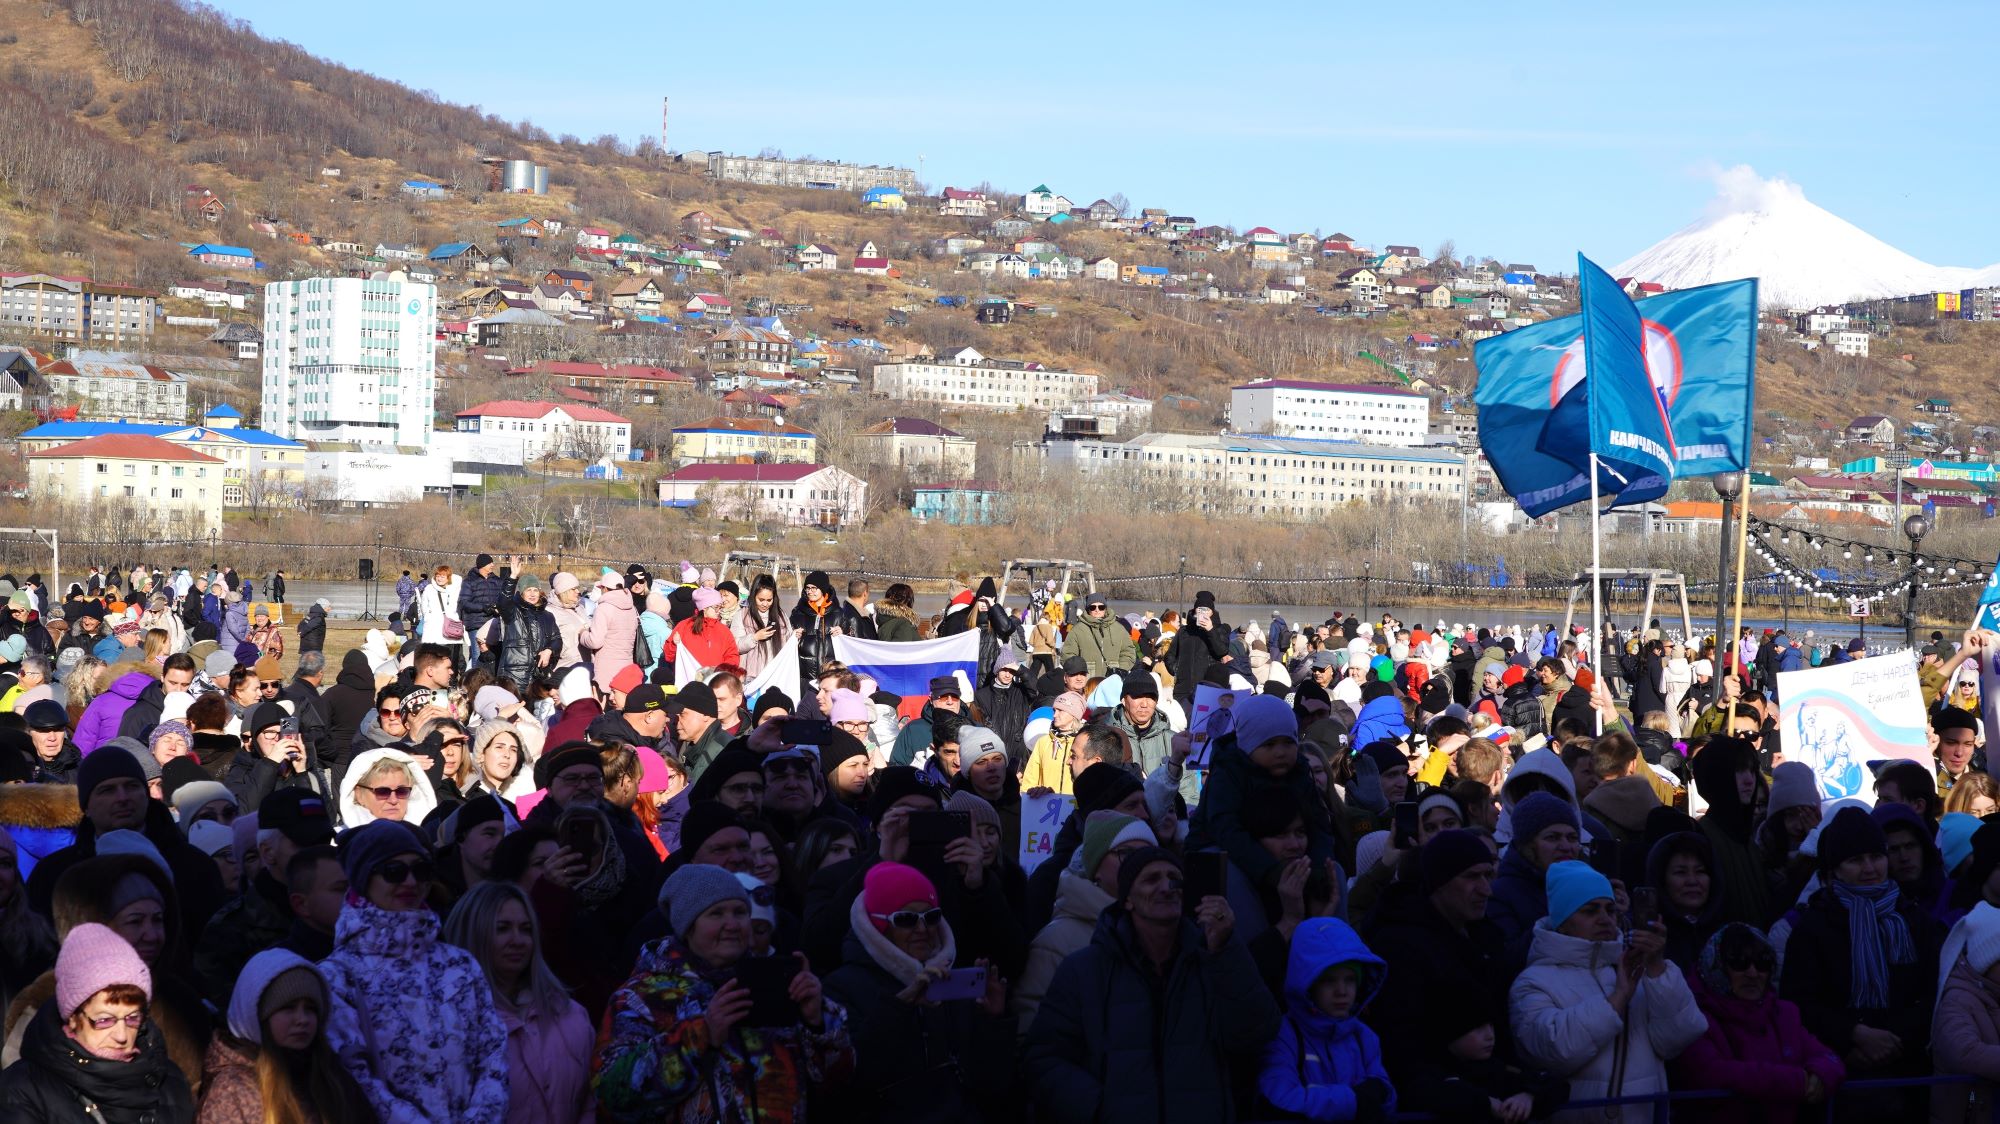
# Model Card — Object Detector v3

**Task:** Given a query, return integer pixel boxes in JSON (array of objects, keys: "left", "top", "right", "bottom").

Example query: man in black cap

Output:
[
  {"left": 23, "top": 697, "right": 77, "bottom": 784},
  {"left": 526, "top": 739, "right": 664, "bottom": 900},
  {"left": 226, "top": 700, "right": 318, "bottom": 813},
  {"left": 195, "top": 787, "right": 335, "bottom": 1007},
  {"left": 669, "top": 682, "right": 729, "bottom": 784},
  {"left": 1039, "top": 654, "right": 1091, "bottom": 701},
  {"left": 1023, "top": 844, "right": 1276, "bottom": 1124},
  {"left": 889, "top": 674, "right": 964, "bottom": 767},
  {"left": 588, "top": 682, "right": 669, "bottom": 751},
  {"left": 26, "top": 738, "right": 226, "bottom": 928},
  {"left": 1062, "top": 592, "right": 1137, "bottom": 678},
  {"left": 1104, "top": 672, "right": 1172, "bottom": 774},
  {"left": 1364, "top": 829, "right": 1515, "bottom": 1076}
]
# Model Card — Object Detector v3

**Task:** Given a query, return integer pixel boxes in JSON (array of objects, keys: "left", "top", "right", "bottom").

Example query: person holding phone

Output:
[
  {"left": 595, "top": 864, "right": 851, "bottom": 1123},
  {"left": 1645, "top": 832, "right": 1724, "bottom": 976},
  {"left": 822, "top": 862, "right": 1014, "bottom": 1121}
]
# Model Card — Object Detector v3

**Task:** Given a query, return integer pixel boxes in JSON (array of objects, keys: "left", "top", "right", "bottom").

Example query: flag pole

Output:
[
  {"left": 1728, "top": 460, "right": 1753, "bottom": 681},
  {"left": 1590, "top": 453, "right": 1604, "bottom": 734}
]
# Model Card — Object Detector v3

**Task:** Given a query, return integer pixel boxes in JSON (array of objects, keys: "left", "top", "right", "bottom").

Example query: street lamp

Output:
[
  {"left": 1903, "top": 511, "right": 1930, "bottom": 649},
  {"left": 1362, "top": 559, "right": 1374, "bottom": 623},
  {"left": 1711, "top": 471, "right": 1744, "bottom": 653}
]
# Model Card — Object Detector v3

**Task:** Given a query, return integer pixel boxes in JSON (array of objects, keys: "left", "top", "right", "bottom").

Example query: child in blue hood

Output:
[{"left": 1259, "top": 917, "right": 1395, "bottom": 1122}]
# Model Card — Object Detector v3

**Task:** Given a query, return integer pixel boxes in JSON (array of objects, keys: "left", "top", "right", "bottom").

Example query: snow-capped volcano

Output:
[{"left": 1613, "top": 166, "right": 1984, "bottom": 309}]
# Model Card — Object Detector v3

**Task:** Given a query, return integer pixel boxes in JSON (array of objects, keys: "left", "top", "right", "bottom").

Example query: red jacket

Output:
[
  {"left": 1675, "top": 976, "right": 1844, "bottom": 1124},
  {"left": 672, "top": 615, "right": 737, "bottom": 671},
  {"left": 545, "top": 697, "right": 602, "bottom": 753}
]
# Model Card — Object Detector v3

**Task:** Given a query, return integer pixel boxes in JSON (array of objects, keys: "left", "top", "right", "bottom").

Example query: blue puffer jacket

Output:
[
  {"left": 1023, "top": 905, "right": 1281, "bottom": 1124},
  {"left": 1348, "top": 695, "right": 1411, "bottom": 751},
  {"left": 1260, "top": 918, "right": 1395, "bottom": 1122}
]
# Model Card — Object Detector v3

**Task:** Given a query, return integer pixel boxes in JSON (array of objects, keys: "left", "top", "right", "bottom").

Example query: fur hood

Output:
[{"left": 0, "top": 784, "right": 80, "bottom": 830}]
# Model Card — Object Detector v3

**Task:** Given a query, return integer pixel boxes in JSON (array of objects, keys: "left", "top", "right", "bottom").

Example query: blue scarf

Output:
[{"left": 1828, "top": 879, "right": 1915, "bottom": 1008}]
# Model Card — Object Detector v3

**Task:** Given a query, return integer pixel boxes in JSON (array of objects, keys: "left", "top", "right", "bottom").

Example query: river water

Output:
[{"left": 286, "top": 580, "right": 1892, "bottom": 649}]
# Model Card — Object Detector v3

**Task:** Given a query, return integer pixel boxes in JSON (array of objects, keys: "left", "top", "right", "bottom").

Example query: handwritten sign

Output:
[
  {"left": 1186, "top": 683, "right": 1237, "bottom": 769},
  {"left": 1019, "top": 792, "right": 1076, "bottom": 872},
  {"left": 1776, "top": 651, "right": 1929, "bottom": 805}
]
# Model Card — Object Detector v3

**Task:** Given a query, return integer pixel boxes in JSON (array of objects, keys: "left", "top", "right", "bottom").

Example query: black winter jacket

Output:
[
  {"left": 0, "top": 1002, "right": 194, "bottom": 1124},
  {"left": 320, "top": 649, "right": 378, "bottom": 773}
]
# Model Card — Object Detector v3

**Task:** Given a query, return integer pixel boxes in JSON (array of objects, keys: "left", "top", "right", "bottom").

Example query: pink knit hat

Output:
[
  {"left": 550, "top": 571, "right": 580, "bottom": 595},
  {"left": 693, "top": 587, "right": 722, "bottom": 611},
  {"left": 862, "top": 862, "right": 938, "bottom": 933},
  {"left": 56, "top": 922, "right": 152, "bottom": 1018},
  {"left": 828, "top": 688, "right": 871, "bottom": 725},
  {"left": 1052, "top": 692, "right": 1087, "bottom": 721},
  {"left": 634, "top": 746, "right": 672, "bottom": 795}
]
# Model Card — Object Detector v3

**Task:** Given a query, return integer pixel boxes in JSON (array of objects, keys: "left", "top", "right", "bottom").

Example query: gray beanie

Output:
[
  {"left": 108, "top": 736, "right": 160, "bottom": 782},
  {"left": 658, "top": 863, "right": 749, "bottom": 939}
]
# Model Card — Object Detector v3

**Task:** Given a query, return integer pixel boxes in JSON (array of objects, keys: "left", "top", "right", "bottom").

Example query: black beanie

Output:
[
  {"left": 1116, "top": 845, "right": 1183, "bottom": 904},
  {"left": 76, "top": 744, "right": 146, "bottom": 810},
  {"left": 1420, "top": 829, "right": 1494, "bottom": 893},
  {"left": 867, "top": 765, "right": 942, "bottom": 823},
  {"left": 678, "top": 801, "right": 744, "bottom": 857},
  {"left": 452, "top": 793, "right": 513, "bottom": 842},
  {"left": 1817, "top": 806, "right": 1888, "bottom": 873},
  {"left": 752, "top": 688, "right": 794, "bottom": 723},
  {"left": 1193, "top": 590, "right": 1216, "bottom": 611},
  {"left": 159, "top": 757, "right": 210, "bottom": 804},
  {"left": 1075, "top": 762, "right": 1143, "bottom": 813},
  {"left": 818, "top": 730, "right": 869, "bottom": 777},
  {"left": 533, "top": 741, "right": 603, "bottom": 790},
  {"left": 689, "top": 746, "right": 765, "bottom": 804}
]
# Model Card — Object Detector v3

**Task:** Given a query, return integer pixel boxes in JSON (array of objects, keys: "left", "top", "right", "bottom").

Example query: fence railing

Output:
[{"left": 1354, "top": 1073, "right": 1987, "bottom": 1124}]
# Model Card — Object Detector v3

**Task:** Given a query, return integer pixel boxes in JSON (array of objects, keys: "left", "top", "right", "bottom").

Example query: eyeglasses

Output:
[
  {"left": 84, "top": 1012, "right": 144, "bottom": 1031},
  {"left": 365, "top": 785, "right": 413, "bottom": 801},
  {"left": 1722, "top": 954, "right": 1775, "bottom": 974},
  {"left": 375, "top": 859, "right": 436, "bottom": 885},
  {"left": 379, "top": 706, "right": 404, "bottom": 718},
  {"left": 260, "top": 682, "right": 281, "bottom": 692},
  {"left": 552, "top": 770, "right": 603, "bottom": 789},
  {"left": 870, "top": 907, "right": 944, "bottom": 930}
]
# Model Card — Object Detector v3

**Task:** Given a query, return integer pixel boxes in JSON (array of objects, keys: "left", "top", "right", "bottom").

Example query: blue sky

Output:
[{"left": 212, "top": 1, "right": 2000, "bottom": 268}]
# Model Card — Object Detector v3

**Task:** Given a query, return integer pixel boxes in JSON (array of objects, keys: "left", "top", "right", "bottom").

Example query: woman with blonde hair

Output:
[
  {"left": 63, "top": 656, "right": 108, "bottom": 726},
  {"left": 445, "top": 882, "right": 594, "bottom": 1124},
  {"left": 1946, "top": 772, "right": 2000, "bottom": 818}
]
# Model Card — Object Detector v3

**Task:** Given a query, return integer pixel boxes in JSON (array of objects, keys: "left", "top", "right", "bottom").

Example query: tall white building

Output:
[
  {"left": 262, "top": 272, "right": 437, "bottom": 448},
  {"left": 871, "top": 346, "right": 1099, "bottom": 411},
  {"left": 1230, "top": 379, "right": 1430, "bottom": 446}
]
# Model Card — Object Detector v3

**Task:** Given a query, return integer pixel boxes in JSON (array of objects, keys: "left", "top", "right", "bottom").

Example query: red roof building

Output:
[{"left": 24, "top": 434, "right": 223, "bottom": 462}]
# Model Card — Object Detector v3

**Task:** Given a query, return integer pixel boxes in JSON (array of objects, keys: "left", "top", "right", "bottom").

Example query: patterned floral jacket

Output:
[
  {"left": 320, "top": 894, "right": 512, "bottom": 1123},
  {"left": 593, "top": 938, "right": 854, "bottom": 1124}
]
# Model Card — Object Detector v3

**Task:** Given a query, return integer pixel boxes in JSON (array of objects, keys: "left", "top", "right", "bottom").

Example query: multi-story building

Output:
[
  {"left": 39, "top": 357, "right": 188, "bottom": 423},
  {"left": 871, "top": 347, "right": 1099, "bottom": 411},
  {"left": 670, "top": 416, "right": 816, "bottom": 465},
  {"left": 454, "top": 400, "right": 632, "bottom": 462},
  {"left": 707, "top": 324, "right": 795, "bottom": 373},
  {"left": 850, "top": 417, "right": 978, "bottom": 478},
  {"left": 1037, "top": 431, "right": 1465, "bottom": 521},
  {"left": 262, "top": 272, "right": 437, "bottom": 448},
  {"left": 18, "top": 405, "right": 308, "bottom": 509},
  {"left": 705, "top": 153, "right": 917, "bottom": 193},
  {"left": 1230, "top": 379, "right": 1430, "bottom": 446},
  {"left": 27, "top": 433, "right": 225, "bottom": 535},
  {"left": 657, "top": 462, "right": 869, "bottom": 527},
  {"left": 0, "top": 274, "right": 158, "bottom": 343}
]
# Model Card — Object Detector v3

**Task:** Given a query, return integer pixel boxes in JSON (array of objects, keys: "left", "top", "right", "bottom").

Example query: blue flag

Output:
[
  {"left": 1539, "top": 379, "right": 1672, "bottom": 510},
  {"left": 1474, "top": 274, "right": 1757, "bottom": 517},
  {"left": 1576, "top": 254, "right": 1677, "bottom": 496}
]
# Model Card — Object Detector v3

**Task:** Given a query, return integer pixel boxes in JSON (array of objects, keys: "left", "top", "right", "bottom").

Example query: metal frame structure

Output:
[
  {"left": 1561, "top": 567, "right": 1694, "bottom": 643},
  {"left": 0, "top": 528, "right": 57, "bottom": 605},
  {"left": 719, "top": 551, "right": 803, "bottom": 597},
  {"left": 996, "top": 558, "right": 1095, "bottom": 607}
]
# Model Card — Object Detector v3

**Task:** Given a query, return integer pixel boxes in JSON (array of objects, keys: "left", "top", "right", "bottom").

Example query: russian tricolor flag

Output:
[{"left": 833, "top": 631, "right": 979, "bottom": 697}]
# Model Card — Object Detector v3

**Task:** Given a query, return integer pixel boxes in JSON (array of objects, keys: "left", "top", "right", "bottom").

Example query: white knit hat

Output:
[{"left": 1940, "top": 902, "right": 2000, "bottom": 1005}]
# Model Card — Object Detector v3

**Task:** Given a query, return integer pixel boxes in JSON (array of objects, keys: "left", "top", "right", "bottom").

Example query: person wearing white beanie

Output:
[{"left": 204, "top": 948, "right": 374, "bottom": 1121}]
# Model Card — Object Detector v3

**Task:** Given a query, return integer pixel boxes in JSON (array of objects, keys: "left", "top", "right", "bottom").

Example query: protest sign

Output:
[
  {"left": 1775, "top": 651, "right": 1930, "bottom": 805},
  {"left": 1019, "top": 791, "right": 1076, "bottom": 872},
  {"left": 1186, "top": 683, "right": 1239, "bottom": 769}
]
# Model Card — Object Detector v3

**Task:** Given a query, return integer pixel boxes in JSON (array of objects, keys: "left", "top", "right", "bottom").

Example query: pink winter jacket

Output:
[
  {"left": 1673, "top": 977, "right": 1843, "bottom": 1124},
  {"left": 1934, "top": 956, "right": 2000, "bottom": 1124},
  {"left": 502, "top": 998, "right": 596, "bottom": 1124},
  {"left": 579, "top": 588, "right": 637, "bottom": 691}
]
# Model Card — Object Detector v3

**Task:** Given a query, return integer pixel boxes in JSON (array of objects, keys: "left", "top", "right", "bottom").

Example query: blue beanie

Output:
[
  {"left": 1940, "top": 812, "right": 1982, "bottom": 875},
  {"left": 1544, "top": 860, "right": 1614, "bottom": 929},
  {"left": 1510, "top": 791, "right": 1579, "bottom": 851},
  {"left": 1231, "top": 694, "right": 1299, "bottom": 756}
]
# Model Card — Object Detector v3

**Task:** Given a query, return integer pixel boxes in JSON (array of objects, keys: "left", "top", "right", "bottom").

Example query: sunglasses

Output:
[
  {"left": 765, "top": 759, "right": 814, "bottom": 779},
  {"left": 870, "top": 907, "right": 944, "bottom": 930},
  {"left": 375, "top": 859, "right": 436, "bottom": 885},
  {"left": 365, "top": 785, "right": 413, "bottom": 801},
  {"left": 1723, "top": 955, "right": 1775, "bottom": 974},
  {"left": 379, "top": 706, "right": 404, "bottom": 717},
  {"left": 260, "top": 682, "right": 282, "bottom": 691}
]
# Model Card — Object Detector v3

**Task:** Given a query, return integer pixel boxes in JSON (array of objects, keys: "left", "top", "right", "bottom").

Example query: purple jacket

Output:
[
  {"left": 1675, "top": 976, "right": 1844, "bottom": 1124},
  {"left": 74, "top": 671, "right": 156, "bottom": 755}
]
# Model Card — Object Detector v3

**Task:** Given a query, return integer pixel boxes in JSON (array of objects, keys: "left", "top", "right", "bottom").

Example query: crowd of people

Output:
[{"left": 1, "top": 555, "right": 2000, "bottom": 1122}]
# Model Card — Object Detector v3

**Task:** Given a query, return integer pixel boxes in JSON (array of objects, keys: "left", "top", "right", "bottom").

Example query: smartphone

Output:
[
  {"left": 780, "top": 718, "right": 835, "bottom": 745},
  {"left": 1392, "top": 801, "right": 1420, "bottom": 849},
  {"left": 734, "top": 956, "right": 800, "bottom": 1027},
  {"left": 557, "top": 815, "right": 602, "bottom": 865},
  {"left": 1629, "top": 887, "right": 1660, "bottom": 931},
  {"left": 1183, "top": 850, "right": 1228, "bottom": 914},
  {"left": 924, "top": 966, "right": 987, "bottom": 1002},
  {"left": 907, "top": 810, "right": 972, "bottom": 847}
]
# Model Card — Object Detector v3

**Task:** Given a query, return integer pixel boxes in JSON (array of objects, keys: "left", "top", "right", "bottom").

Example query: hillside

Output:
[{"left": 0, "top": 0, "right": 1996, "bottom": 452}]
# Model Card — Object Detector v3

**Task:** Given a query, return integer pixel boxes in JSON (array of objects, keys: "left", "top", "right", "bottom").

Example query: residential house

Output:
[
  {"left": 375, "top": 243, "right": 421, "bottom": 261},
  {"left": 793, "top": 244, "right": 839, "bottom": 271},
  {"left": 207, "top": 322, "right": 261, "bottom": 361},
  {"left": 1416, "top": 283, "right": 1453, "bottom": 310},
  {"left": 400, "top": 180, "right": 448, "bottom": 199},
  {"left": 542, "top": 269, "right": 594, "bottom": 301},
  {"left": 850, "top": 416, "right": 978, "bottom": 477},
  {"left": 1245, "top": 227, "right": 1289, "bottom": 265},
  {"left": 1131, "top": 265, "right": 1168, "bottom": 286},
  {"left": 1826, "top": 329, "right": 1870, "bottom": 357},
  {"left": 669, "top": 416, "right": 817, "bottom": 465},
  {"left": 656, "top": 462, "right": 868, "bottom": 527},
  {"left": 1085, "top": 257, "right": 1120, "bottom": 281},
  {"left": 1845, "top": 415, "right": 1897, "bottom": 444},
  {"left": 1022, "top": 185, "right": 1071, "bottom": 216},
  {"left": 1, "top": 274, "right": 158, "bottom": 343},
  {"left": 1500, "top": 271, "right": 1536, "bottom": 295},
  {"left": 680, "top": 210, "right": 718, "bottom": 237},
  {"left": 1483, "top": 291, "right": 1510, "bottom": 318},
  {"left": 989, "top": 218, "right": 1033, "bottom": 239},
  {"left": 1265, "top": 280, "right": 1302, "bottom": 305},
  {"left": 938, "top": 187, "right": 991, "bottom": 217},
  {"left": 1290, "top": 233, "right": 1321, "bottom": 256},
  {"left": 1381, "top": 245, "right": 1429, "bottom": 273},
  {"left": 1923, "top": 398, "right": 1956, "bottom": 417},
  {"left": 707, "top": 324, "right": 796, "bottom": 372},
  {"left": 531, "top": 284, "right": 585, "bottom": 316},
  {"left": 606, "top": 276, "right": 664, "bottom": 316},
  {"left": 1086, "top": 199, "right": 1120, "bottom": 223},
  {"left": 456, "top": 400, "right": 632, "bottom": 462},
  {"left": 188, "top": 244, "right": 257, "bottom": 270},
  {"left": 471, "top": 306, "right": 564, "bottom": 350},
  {"left": 1798, "top": 308, "right": 1850, "bottom": 335},
  {"left": 911, "top": 482, "right": 1010, "bottom": 525},
  {"left": 1028, "top": 253, "right": 1070, "bottom": 281},
  {"left": 507, "top": 359, "right": 694, "bottom": 404},
  {"left": 851, "top": 247, "right": 892, "bottom": 276},
  {"left": 685, "top": 293, "right": 733, "bottom": 317},
  {"left": 575, "top": 227, "right": 614, "bottom": 251},
  {"left": 937, "top": 236, "right": 986, "bottom": 255},
  {"left": 27, "top": 433, "right": 224, "bottom": 534},
  {"left": 0, "top": 349, "right": 41, "bottom": 412},
  {"left": 1462, "top": 317, "right": 1504, "bottom": 341},
  {"left": 40, "top": 357, "right": 188, "bottom": 423},
  {"left": 494, "top": 217, "right": 547, "bottom": 243},
  {"left": 427, "top": 242, "right": 488, "bottom": 269},
  {"left": 1336, "top": 267, "right": 1382, "bottom": 304},
  {"left": 863, "top": 186, "right": 908, "bottom": 212},
  {"left": 320, "top": 240, "right": 364, "bottom": 255},
  {"left": 183, "top": 186, "right": 225, "bottom": 223},
  {"left": 611, "top": 232, "right": 652, "bottom": 257},
  {"left": 871, "top": 347, "right": 1098, "bottom": 412}
]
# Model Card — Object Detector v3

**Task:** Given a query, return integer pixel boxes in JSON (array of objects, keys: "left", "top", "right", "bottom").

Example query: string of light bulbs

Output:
[{"left": 1746, "top": 515, "right": 1990, "bottom": 606}]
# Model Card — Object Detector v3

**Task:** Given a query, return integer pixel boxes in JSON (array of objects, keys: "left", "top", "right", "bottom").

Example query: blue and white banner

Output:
[
  {"left": 1975, "top": 555, "right": 2000, "bottom": 632},
  {"left": 833, "top": 630, "right": 979, "bottom": 697},
  {"left": 677, "top": 632, "right": 801, "bottom": 712}
]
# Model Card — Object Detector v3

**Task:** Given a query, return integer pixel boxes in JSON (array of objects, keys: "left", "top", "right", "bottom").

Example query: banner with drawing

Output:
[
  {"left": 1019, "top": 792, "right": 1076, "bottom": 872},
  {"left": 1185, "top": 683, "right": 1240, "bottom": 769},
  {"left": 1775, "top": 651, "right": 1930, "bottom": 805}
]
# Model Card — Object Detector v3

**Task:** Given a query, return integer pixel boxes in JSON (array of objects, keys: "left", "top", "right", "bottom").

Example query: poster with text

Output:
[
  {"left": 1019, "top": 792, "right": 1077, "bottom": 872},
  {"left": 1775, "top": 651, "right": 1930, "bottom": 805},
  {"left": 1186, "top": 683, "right": 1240, "bottom": 769}
]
